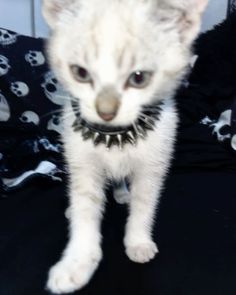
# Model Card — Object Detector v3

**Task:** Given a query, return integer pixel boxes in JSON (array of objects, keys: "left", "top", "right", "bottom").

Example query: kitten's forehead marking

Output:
[
  {"left": 91, "top": 32, "right": 99, "bottom": 59},
  {"left": 84, "top": 51, "right": 89, "bottom": 64},
  {"left": 117, "top": 47, "right": 126, "bottom": 68},
  {"left": 117, "top": 46, "right": 136, "bottom": 70},
  {"left": 83, "top": 33, "right": 99, "bottom": 66}
]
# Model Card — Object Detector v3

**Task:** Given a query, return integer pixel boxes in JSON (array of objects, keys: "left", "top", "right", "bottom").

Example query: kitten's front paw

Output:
[
  {"left": 46, "top": 252, "right": 102, "bottom": 294},
  {"left": 126, "top": 241, "right": 158, "bottom": 263}
]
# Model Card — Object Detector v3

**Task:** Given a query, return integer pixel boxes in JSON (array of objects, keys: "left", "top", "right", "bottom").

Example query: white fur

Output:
[{"left": 42, "top": 0, "right": 207, "bottom": 293}]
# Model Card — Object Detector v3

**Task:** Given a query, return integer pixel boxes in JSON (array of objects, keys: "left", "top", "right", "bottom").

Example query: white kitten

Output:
[{"left": 42, "top": 0, "right": 207, "bottom": 293}]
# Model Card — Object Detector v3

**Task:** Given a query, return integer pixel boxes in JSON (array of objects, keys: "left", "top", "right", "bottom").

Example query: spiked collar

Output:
[{"left": 71, "top": 100, "right": 163, "bottom": 150}]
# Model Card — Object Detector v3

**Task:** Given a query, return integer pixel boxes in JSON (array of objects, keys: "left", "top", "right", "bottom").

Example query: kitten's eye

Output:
[
  {"left": 127, "top": 71, "right": 152, "bottom": 89},
  {"left": 70, "top": 65, "right": 92, "bottom": 83}
]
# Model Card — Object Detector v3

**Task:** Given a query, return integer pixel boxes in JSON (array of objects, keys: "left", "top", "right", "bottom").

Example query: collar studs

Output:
[{"left": 71, "top": 100, "right": 163, "bottom": 150}]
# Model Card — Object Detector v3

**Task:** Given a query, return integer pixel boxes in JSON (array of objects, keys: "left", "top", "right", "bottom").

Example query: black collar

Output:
[{"left": 71, "top": 100, "right": 163, "bottom": 149}]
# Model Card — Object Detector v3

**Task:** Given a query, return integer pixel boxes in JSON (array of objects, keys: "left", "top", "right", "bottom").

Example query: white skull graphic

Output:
[
  {"left": 47, "top": 115, "right": 63, "bottom": 134},
  {"left": 41, "top": 71, "right": 68, "bottom": 105},
  {"left": 20, "top": 111, "right": 40, "bottom": 125},
  {"left": 10, "top": 81, "right": 29, "bottom": 97},
  {"left": 211, "top": 110, "right": 232, "bottom": 142},
  {"left": 201, "top": 110, "right": 236, "bottom": 149},
  {"left": 0, "top": 55, "right": 10, "bottom": 76},
  {"left": 0, "top": 29, "right": 17, "bottom": 46},
  {"left": 0, "top": 92, "right": 10, "bottom": 121},
  {"left": 25, "top": 50, "right": 45, "bottom": 67}
]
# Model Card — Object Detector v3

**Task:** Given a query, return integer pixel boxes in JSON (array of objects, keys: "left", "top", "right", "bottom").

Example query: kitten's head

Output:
[{"left": 43, "top": 0, "right": 207, "bottom": 126}]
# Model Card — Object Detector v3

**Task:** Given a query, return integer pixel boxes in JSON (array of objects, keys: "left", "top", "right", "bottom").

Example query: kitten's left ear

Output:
[
  {"left": 175, "top": 0, "right": 209, "bottom": 45},
  {"left": 158, "top": 0, "right": 208, "bottom": 45}
]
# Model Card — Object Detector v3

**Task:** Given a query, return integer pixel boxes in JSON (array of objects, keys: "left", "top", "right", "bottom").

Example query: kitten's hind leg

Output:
[{"left": 113, "top": 179, "right": 130, "bottom": 205}]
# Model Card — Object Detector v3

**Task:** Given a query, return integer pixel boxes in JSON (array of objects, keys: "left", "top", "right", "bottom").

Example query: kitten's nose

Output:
[{"left": 95, "top": 86, "right": 120, "bottom": 122}]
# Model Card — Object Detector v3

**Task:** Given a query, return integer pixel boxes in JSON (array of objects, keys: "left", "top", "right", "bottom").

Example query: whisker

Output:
[
  {"left": 49, "top": 93, "right": 75, "bottom": 102},
  {"left": 40, "top": 109, "right": 63, "bottom": 119},
  {"left": 61, "top": 111, "right": 78, "bottom": 122}
]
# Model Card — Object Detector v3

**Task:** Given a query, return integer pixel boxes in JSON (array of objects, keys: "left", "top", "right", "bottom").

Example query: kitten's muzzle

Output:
[
  {"left": 95, "top": 86, "right": 120, "bottom": 122},
  {"left": 97, "top": 111, "right": 117, "bottom": 122}
]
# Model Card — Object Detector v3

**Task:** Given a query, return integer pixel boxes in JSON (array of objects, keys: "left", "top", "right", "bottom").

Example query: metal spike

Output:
[
  {"left": 73, "top": 125, "right": 83, "bottom": 132},
  {"left": 145, "top": 115, "right": 155, "bottom": 124},
  {"left": 105, "top": 135, "right": 112, "bottom": 150},
  {"left": 117, "top": 134, "right": 123, "bottom": 150},
  {"left": 71, "top": 100, "right": 80, "bottom": 112},
  {"left": 93, "top": 132, "right": 99, "bottom": 141},
  {"left": 139, "top": 116, "right": 155, "bottom": 131},
  {"left": 126, "top": 131, "right": 136, "bottom": 146},
  {"left": 93, "top": 132, "right": 101, "bottom": 146},
  {"left": 145, "top": 118, "right": 156, "bottom": 130},
  {"left": 127, "top": 131, "right": 135, "bottom": 141},
  {"left": 73, "top": 121, "right": 83, "bottom": 132},
  {"left": 136, "top": 124, "right": 146, "bottom": 138},
  {"left": 152, "top": 112, "right": 161, "bottom": 120},
  {"left": 132, "top": 123, "right": 140, "bottom": 138},
  {"left": 144, "top": 122, "right": 155, "bottom": 131},
  {"left": 72, "top": 118, "right": 81, "bottom": 128},
  {"left": 83, "top": 130, "right": 93, "bottom": 140},
  {"left": 82, "top": 127, "right": 90, "bottom": 137},
  {"left": 126, "top": 137, "right": 136, "bottom": 146}
]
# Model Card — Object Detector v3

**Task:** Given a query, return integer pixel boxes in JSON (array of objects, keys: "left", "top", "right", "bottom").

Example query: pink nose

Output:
[
  {"left": 98, "top": 111, "right": 116, "bottom": 121},
  {"left": 95, "top": 86, "right": 120, "bottom": 122}
]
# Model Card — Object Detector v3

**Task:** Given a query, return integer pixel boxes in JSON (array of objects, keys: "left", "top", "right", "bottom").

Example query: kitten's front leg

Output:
[
  {"left": 47, "top": 167, "right": 105, "bottom": 294},
  {"left": 124, "top": 168, "right": 165, "bottom": 264}
]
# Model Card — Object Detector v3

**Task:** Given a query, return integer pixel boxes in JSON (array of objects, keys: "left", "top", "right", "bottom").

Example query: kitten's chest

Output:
[{"left": 99, "top": 146, "right": 140, "bottom": 180}]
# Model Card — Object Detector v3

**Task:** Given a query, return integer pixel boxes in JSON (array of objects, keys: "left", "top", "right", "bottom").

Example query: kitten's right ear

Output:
[{"left": 42, "top": 0, "right": 74, "bottom": 28}]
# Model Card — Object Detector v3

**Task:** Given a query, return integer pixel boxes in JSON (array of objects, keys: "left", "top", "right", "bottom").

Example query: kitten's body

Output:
[
  {"left": 63, "top": 98, "right": 176, "bottom": 180},
  {"left": 42, "top": 0, "right": 207, "bottom": 293}
]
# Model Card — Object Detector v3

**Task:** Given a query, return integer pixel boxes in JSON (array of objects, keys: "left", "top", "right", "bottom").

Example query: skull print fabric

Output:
[{"left": 0, "top": 28, "right": 66, "bottom": 192}]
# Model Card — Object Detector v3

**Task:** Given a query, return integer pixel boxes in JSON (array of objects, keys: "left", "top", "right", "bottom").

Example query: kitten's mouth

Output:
[{"left": 71, "top": 100, "right": 163, "bottom": 149}]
